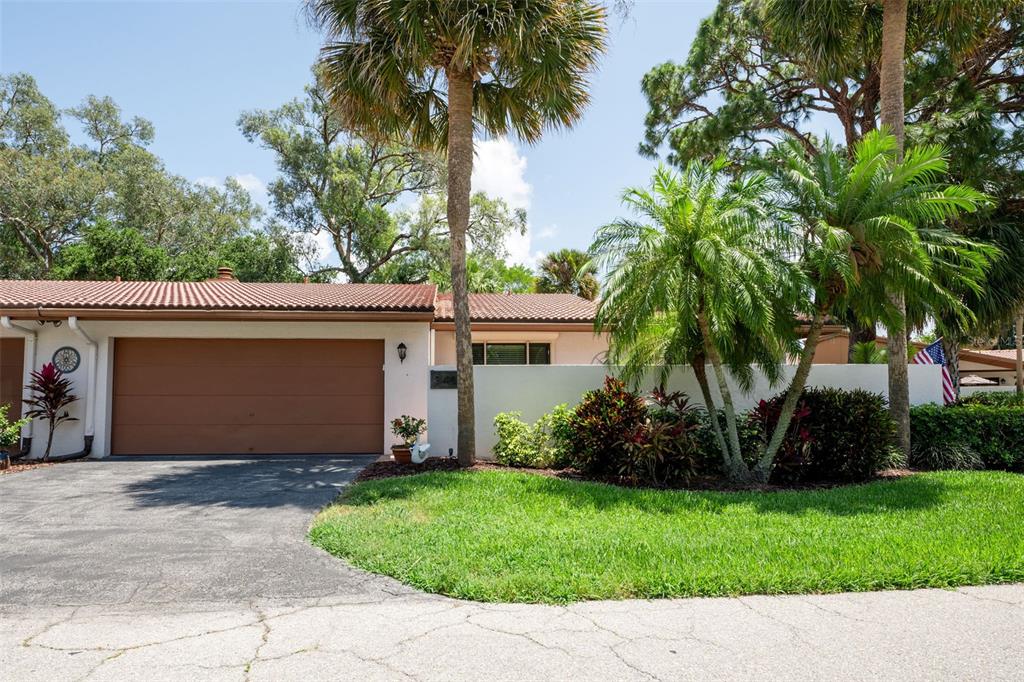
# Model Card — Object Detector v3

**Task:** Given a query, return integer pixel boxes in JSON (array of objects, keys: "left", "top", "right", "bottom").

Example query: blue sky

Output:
[{"left": 2, "top": 0, "right": 717, "bottom": 269}]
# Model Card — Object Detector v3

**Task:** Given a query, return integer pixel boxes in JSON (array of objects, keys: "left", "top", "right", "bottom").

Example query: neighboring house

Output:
[
  {"left": 956, "top": 348, "right": 1020, "bottom": 387},
  {"left": 0, "top": 271, "right": 602, "bottom": 459},
  {"left": 812, "top": 330, "right": 1020, "bottom": 386}
]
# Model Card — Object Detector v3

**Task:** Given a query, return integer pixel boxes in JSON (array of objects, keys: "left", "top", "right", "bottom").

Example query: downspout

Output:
[
  {"left": 0, "top": 316, "right": 36, "bottom": 457},
  {"left": 58, "top": 316, "right": 96, "bottom": 460}
]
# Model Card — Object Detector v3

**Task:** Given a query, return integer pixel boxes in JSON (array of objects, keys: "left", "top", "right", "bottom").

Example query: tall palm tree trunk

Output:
[
  {"left": 880, "top": 0, "right": 911, "bottom": 456},
  {"left": 847, "top": 319, "right": 877, "bottom": 362},
  {"left": 754, "top": 310, "right": 826, "bottom": 482},
  {"left": 446, "top": 69, "right": 476, "bottom": 467},
  {"left": 941, "top": 335, "right": 960, "bottom": 398},
  {"left": 691, "top": 357, "right": 732, "bottom": 473},
  {"left": 697, "top": 313, "right": 748, "bottom": 482},
  {"left": 1015, "top": 312, "right": 1023, "bottom": 396}
]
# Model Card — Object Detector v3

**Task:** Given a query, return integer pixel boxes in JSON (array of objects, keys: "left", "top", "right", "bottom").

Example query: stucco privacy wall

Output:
[
  {"left": 427, "top": 364, "right": 945, "bottom": 459},
  {"left": 432, "top": 330, "right": 609, "bottom": 365},
  {"left": 0, "top": 320, "right": 430, "bottom": 458}
]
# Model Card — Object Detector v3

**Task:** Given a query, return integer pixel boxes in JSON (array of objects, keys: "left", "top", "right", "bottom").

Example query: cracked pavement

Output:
[{"left": 2, "top": 457, "right": 1022, "bottom": 680}]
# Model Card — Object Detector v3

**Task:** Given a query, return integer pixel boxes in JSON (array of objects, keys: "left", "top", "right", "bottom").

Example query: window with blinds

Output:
[{"left": 471, "top": 342, "right": 551, "bottom": 365}]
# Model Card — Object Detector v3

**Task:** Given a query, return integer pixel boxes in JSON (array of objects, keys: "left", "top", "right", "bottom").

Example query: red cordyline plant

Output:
[{"left": 23, "top": 362, "right": 78, "bottom": 461}]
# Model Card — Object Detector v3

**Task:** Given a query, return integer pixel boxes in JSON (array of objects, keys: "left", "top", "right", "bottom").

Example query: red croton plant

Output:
[{"left": 23, "top": 362, "right": 78, "bottom": 461}]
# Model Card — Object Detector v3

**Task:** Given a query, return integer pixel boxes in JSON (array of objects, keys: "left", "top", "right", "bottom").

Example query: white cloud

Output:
[
  {"left": 193, "top": 173, "right": 269, "bottom": 208},
  {"left": 472, "top": 137, "right": 531, "bottom": 210},
  {"left": 232, "top": 173, "right": 267, "bottom": 200},
  {"left": 471, "top": 137, "right": 544, "bottom": 267},
  {"left": 535, "top": 224, "right": 557, "bottom": 240}
]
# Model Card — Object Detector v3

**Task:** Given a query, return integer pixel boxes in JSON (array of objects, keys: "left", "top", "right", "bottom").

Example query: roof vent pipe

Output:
[
  {"left": 210, "top": 266, "right": 236, "bottom": 281},
  {"left": 0, "top": 316, "right": 36, "bottom": 455}
]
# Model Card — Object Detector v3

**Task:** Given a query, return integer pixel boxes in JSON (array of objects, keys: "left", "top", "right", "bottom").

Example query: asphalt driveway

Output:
[
  {"left": 2, "top": 457, "right": 1021, "bottom": 680},
  {"left": 0, "top": 455, "right": 412, "bottom": 605}
]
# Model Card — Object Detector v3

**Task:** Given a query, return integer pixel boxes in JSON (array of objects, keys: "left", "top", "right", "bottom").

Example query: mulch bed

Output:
[
  {"left": 0, "top": 458, "right": 55, "bottom": 476},
  {"left": 355, "top": 457, "right": 918, "bottom": 492},
  {"left": 355, "top": 457, "right": 557, "bottom": 483}
]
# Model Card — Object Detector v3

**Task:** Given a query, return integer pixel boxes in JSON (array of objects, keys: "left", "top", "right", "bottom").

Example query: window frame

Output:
[{"left": 470, "top": 342, "right": 552, "bottom": 365}]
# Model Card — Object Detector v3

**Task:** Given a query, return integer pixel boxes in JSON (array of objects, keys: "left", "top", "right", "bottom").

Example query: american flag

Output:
[{"left": 912, "top": 339, "right": 956, "bottom": 404}]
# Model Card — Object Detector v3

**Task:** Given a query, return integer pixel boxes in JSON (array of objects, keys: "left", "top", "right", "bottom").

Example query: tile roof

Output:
[
  {"left": 971, "top": 349, "right": 1019, "bottom": 360},
  {"left": 0, "top": 280, "right": 437, "bottom": 313},
  {"left": 434, "top": 292, "right": 597, "bottom": 323}
]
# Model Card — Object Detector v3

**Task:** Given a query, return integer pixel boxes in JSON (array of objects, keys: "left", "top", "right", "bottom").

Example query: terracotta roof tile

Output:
[
  {"left": 434, "top": 293, "right": 597, "bottom": 323},
  {"left": 0, "top": 280, "right": 437, "bottom": 313},
  {"left": 972, "top": 349, "right": 1019, "bottom": 360}
]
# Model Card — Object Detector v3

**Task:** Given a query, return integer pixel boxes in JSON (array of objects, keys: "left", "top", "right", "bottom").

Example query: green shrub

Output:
[
  {"left": 911, "top": 403, "right": 1024, "bottom": 471},
  {"left": 617, "top": 389, "right": 705, "bottom": 486},
  {"left": 546, "top": 403, "right": 575, "bottom": 469},
  {"left": 493, "top": 405, "right": 574, "bottom": 469},
  {"left": 694, "top": 409, "right": 762, "bottom": 476},
  {"left": 955, "top": 391, "right": 1024, "bottom": 407},
  {"left": 0, "top": 404, "right": 28, "bottom": 451},
  {"left": 753, "top": 388, "right": 898, "bottom": 483},
  {"left": 566, "top": 376, "right": 647, "bottom": 476},
  {"left": 909, "top": 441, "right": 983, "bottom": 471}
]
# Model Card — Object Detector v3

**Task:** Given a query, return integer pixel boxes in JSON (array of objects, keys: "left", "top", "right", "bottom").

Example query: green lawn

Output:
[{"left": 309, "top": 469, "right": 1024, "bottom": 603}]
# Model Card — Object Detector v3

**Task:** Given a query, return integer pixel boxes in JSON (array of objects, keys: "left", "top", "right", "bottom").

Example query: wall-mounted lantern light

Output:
[{"left": 397, "top": 342, "right": 407, "bottom": 363}]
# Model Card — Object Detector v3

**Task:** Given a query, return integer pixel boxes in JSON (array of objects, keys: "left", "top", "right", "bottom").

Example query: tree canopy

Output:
[{"left": 0, "top": 73, "right": 306, "bottom": 282}]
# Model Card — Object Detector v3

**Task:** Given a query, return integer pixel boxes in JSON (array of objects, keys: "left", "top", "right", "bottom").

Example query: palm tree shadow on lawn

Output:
[{"left": 341, "top": 469, "right": 949, "bottom": 518}]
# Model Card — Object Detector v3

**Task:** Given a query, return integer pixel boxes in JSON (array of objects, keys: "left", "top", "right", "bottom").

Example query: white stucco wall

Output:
[
  {"left": 432, "top": 329, "right": 608, "bottom": 365},
  {"left": 1, "top": 319, "right": 431, "bottom": 458},
  {"left": 427, "top": 363, "right": 945, "bottom": 459},
  {"left": 961, "top": 385, "right": 1018, "bottom": 397}
]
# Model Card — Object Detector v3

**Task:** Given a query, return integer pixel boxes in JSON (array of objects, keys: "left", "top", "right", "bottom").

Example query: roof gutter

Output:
[
  {"left": 0, "top": 316, "right": 35, "bottom": 455},
  {"left": 430, "top": 321, "right": 602, "bottom": 332},
  {"left": 0, "top": 308, "right": 435, "bottom": 322}
]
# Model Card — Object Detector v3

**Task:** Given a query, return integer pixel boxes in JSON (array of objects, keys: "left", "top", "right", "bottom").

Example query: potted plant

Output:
[
  {"left": 0, "top": 404, "right": 29, "bottom": 470},
  {"left": 391, "top": 415, "right": 426, "bottom": 464},
  {"left": 23, "top": 362, "right": 78, "bottom": 461}
]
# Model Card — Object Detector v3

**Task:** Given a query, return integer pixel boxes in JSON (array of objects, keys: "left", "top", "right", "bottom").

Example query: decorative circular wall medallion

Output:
[{"left": 52, "top": 346, "right": 81, "bottom": 373}]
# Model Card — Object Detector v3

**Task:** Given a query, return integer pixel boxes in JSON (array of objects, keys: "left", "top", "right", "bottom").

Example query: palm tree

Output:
[
  {"left": 1016, "top": 311, "right": 1023, "bottom": 395},
  {"left": 308, "top": 0, "right": 607, "bottom": 465},
  {"left": 769, "top": 131, "right": 991, "bottom": 478},
  {"left": 536, "top": 248, "right": 599, "bottom": 300},
  {"left": 591, "top": 160, "right": 803, "bottom": 482},
  {"left": 850, "top": 341, "right": 887, "bottom": 364},
  {"left": 878, "top": 0, "right": 912, "bottom": 454},
  {"left": 762, "top": 0, "right": 1003, "bottom": 453}
]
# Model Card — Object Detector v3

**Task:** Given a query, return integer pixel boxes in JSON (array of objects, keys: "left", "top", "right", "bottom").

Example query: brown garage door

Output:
[
  {"left": 112, "top": 338, "right": 383, "bottom": 455},
  {"left": 1, "top": 337, "right": 25, "bottom": 431}
]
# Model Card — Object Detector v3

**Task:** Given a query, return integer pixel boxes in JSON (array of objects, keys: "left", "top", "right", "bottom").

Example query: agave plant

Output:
[{"left": 23, "top": 362, "right": 78, "bottom": 461}]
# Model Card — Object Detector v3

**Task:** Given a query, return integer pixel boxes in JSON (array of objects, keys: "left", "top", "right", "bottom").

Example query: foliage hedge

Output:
[
  {"left": 955, "top": 391, "right": 1024, "bottom": 407},
  {"left": 911, "top": 403, "right": 1024, "bottom": 472},
  {"left": 565, "top": 376, "right": 647, "bottom": 477},
  {"left": 495, "top": 380, "right": 1024, "bottom": 484},
  {"left": 493, "top": 405, "right": 573, "bottom": 469},
  {"left": 751, "top": 388, "right": 898, "bottom": 483}
]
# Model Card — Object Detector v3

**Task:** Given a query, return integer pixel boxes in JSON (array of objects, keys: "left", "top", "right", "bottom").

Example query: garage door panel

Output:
[
  {"left": 113, "top": 395, "right": 383, "bottom": 426},
  {"left": 115, "top": 365, "right": 385, "bottom": 397},
  {"left": 115, "top": 338, "right": 384, "bottom": 367},
  {"left": 112, "top": 338, "right": 384, "bottom": 455},
  {"left": 1, "top": 337, "right": 25, "bottom": 417},
  {"left": 112, "top": 424, "right": 382, "bottom": 455}
]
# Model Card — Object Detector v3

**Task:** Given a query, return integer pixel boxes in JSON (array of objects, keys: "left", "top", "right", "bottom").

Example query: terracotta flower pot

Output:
[{"left": 391, "top": 445, "right": 412, "bottom": 464}]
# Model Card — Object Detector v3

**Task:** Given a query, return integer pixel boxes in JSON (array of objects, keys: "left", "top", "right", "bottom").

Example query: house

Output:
[
  {"left": 811, "top": 330, "right": 1021, "bottom": 386},
  {"left": 955, "top": 348, "right": 1020, "bottom": 388},
  {"left": 0, "top": 271, "right": 603, "bottom": 459}
]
